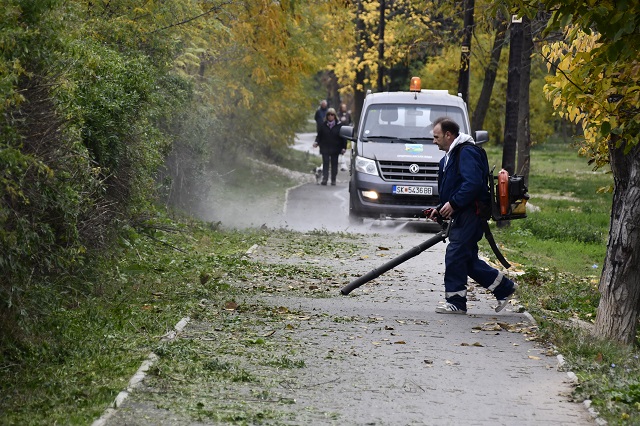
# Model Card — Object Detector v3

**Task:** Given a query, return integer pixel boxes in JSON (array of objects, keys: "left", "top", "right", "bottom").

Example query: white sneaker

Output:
[
  {"left": 495, "top": 284, "right": 518, "bottom": 312},
  {"left": 435, "top": 302, "right": 467, "bottom": 315}
]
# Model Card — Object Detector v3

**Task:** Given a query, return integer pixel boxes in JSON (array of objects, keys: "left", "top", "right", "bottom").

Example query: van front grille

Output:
[{"left": 378, "top": 161, "right": 439, "bottom": 182}]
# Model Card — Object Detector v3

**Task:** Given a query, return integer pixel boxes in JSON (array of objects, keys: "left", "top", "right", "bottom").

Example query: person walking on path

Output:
[
  {"left": 337, "top": 103, "right": 351, "bottom": 171},
  {"left": 314, "top": 100, "right": 328, "bottom": 132},
  {"left": 313, "top": 108, "right": 346, "bottom": 186},
  {"left": 427, "top": 118, "right": 517, "bottom": 314},
  {"left": 337, "top": 103, "right": 352, "bottom": 125}
]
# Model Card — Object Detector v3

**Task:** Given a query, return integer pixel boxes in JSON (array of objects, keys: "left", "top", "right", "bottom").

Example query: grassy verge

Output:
[
  {"left": 0, "top": 219, "right": 266, "bottom": 424},
  {"left": 481, "top": 138, "right": 639, "bottom": 425}
]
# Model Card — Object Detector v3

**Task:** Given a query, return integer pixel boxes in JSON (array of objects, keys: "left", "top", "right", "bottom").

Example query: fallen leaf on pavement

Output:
[{"left": 224, "top": 301, "right": 238, "bottom": 311}]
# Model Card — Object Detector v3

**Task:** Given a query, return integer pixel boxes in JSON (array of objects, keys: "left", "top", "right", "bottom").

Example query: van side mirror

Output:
[
  {"left": 475, "top": 130, "right": 489, "bottom": 145},
  {"left": 340, "top": 125, "right": 355, "bottom": 141}
]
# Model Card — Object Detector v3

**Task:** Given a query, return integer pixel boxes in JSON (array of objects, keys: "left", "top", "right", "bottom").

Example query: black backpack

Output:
[{"left": 454, "top": 142, "right": 529, "bottom": 222}]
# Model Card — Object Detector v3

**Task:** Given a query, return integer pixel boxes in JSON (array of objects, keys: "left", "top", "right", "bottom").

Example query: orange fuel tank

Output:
[{"left": 498, "top": 169, "right": 510, "bottom": 216}]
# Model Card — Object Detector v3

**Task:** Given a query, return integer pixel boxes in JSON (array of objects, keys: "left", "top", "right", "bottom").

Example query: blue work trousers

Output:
[{"left": 444, "top": 208, "right": 513, "bottom": 309}]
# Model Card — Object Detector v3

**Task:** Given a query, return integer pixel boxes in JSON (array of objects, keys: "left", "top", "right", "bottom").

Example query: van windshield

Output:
[{"left": 360, "top": 104, "right": 467, "bottom": 142}]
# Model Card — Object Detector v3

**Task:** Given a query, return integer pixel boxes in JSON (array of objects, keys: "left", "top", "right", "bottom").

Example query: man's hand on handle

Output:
[
  {"left": 438, "top": 202, "right": 454, "bottom": 219},
  {"left": 423, "top": 203, "right": 454, "bottom": 224}
]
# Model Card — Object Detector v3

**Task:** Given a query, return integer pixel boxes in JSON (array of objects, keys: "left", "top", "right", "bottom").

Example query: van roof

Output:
[{"left": 364, "top": 90, "right": 465, "bottom": 107}]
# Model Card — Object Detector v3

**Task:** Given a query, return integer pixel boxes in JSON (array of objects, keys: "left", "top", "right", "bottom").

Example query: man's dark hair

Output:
[{"left": 433, "top": 117, "right": 460, "bottom": 136}]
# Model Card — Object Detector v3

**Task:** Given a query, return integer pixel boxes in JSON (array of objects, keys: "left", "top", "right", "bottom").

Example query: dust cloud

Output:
[{"left": 182, "top": 133, "right": 438, "bottom": 235}]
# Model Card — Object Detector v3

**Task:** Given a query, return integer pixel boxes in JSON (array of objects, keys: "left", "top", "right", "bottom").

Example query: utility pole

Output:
[{"left": 458, "top": 0, "right": 475, "bottom": 105}]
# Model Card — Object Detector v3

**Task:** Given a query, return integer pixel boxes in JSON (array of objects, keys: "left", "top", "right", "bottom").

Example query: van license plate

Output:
[{"left": 393, "top": 186, "right": 433, "bottom": 195}]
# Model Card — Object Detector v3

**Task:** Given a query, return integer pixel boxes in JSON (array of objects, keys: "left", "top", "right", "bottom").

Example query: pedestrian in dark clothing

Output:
[
  {"left": 314, "top": 100, "right": 328, "bottom": 132},
  {"left": 337, "top": 103, "right": 351, "bottom": 171},
  {"left": 313, "top": 108, "right": 346, "bottom": 186},
  {"left": 428, "top": 118, "right": 517, "bottom": 314},
  {"left": 338, "top": 103, "right": 352, "bottom": 125}
]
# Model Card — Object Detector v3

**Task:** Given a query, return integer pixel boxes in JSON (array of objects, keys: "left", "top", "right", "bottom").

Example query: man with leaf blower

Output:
[{"left": 427, "top": 118, "right": 517, "bottom": 314}]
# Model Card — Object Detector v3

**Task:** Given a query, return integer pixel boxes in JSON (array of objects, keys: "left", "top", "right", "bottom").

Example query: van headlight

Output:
[{"left": 354, "top": 156, "right": 379, "bottom": 176}]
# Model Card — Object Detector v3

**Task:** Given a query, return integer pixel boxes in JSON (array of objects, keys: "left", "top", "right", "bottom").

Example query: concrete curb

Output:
[
  {"left": 91, "top": 317, "right": 190, "bottom": 426},
  {"left": 524, "top": 311, "right": 607, "bottom": 425},
  {"left": 283, "top": 181, "right": 309, "bottom": 216}
]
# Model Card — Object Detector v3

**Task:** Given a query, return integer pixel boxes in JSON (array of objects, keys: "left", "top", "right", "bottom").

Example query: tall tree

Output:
[
  {"left": 377, "top": 0, "right": 386, "bottom": 91},
  {"left": 505, "top": 0, "right": 640, "bottom": 344},
  {"left": 334, "top": 0, "right": 440, "bottom": 122},
  {"left": 352, "top": 0, "right": 369, "bottom": 127},
  {"left": 458, "top": 0, "right": 475, "bottom": 105},
  {"left": 501, "top": 15, "right": 523, "bottom": 176},
  {"left": 471, "top": 16, "right": 507, "bottom": 132},
  {"left": 515, "top": 15, "right": 533, "bottom": 183}
]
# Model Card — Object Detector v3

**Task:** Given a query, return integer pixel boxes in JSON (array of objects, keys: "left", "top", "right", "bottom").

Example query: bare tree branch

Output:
[{"left": 149, "top": 1, "right": 234, "bottom": 34}]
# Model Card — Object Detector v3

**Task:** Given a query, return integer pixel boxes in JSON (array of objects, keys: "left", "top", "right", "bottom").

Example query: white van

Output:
[{"left": 340, "top": 78, "right": 488, "bottom": 222}]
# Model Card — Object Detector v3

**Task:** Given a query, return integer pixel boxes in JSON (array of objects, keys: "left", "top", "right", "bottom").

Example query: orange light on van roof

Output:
[{"left": 409, "top": 77, "right": 421, "bottom": 92}]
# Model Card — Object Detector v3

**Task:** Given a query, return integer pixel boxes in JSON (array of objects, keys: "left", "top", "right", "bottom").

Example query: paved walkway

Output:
[{"left": 248, "top": 232, "right": 595, "bottom": 425}]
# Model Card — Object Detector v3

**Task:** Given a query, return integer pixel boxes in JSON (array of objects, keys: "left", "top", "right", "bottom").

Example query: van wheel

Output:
[
  {"left": 348, "top": 192, "right": 363, "bottom": 224},
  {"left": 348, "top": 210, "right": 363, "bottom": 225}
]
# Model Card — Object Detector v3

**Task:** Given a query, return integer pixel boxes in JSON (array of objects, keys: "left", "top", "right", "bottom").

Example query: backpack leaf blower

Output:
[
  {"left": 492, "top": 168, "right": 529, "bottom": 221},
  {"left": 340, "top": 167, "right": 530, "bottom": 296}
]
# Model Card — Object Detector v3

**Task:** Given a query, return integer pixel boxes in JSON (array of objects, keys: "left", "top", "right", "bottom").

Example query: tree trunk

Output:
[
  {"left": 352, "top": 0, "right": 367, "bottom": 127},
  {"left": 457, "top": 0, "right": 474, "bottom": 106},
  {"left": 594, "top": 139, "right": 640, "bottom": 345},
  {"left": 498, "top": 16, "right": 522, "bottom": 229},
  {"left": 377, "top": 0, "right": 386, "bottom": 91},
  {"left": 501, "top": 16, "right": 522, "bottom": 176},
  {"left": 327, "top": 70, "right": 340, "bottom": 110},
  {"left": 515, "top": 16, "right": 533, "bottom": 185},
  {"left": 471, "top": 18, "right": 507, "bottom": 133}
]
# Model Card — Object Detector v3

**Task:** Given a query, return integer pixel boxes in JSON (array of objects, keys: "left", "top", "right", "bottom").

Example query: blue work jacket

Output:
[{"left": 437, "top": 138, "right": 491, "bottom": 215}]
